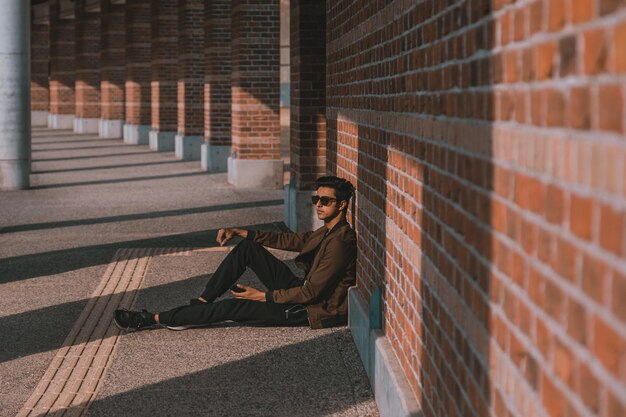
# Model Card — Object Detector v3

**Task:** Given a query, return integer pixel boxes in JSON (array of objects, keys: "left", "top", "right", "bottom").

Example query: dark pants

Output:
[{"left": 158, "top": 240, "right": 309, "bottom": 327}]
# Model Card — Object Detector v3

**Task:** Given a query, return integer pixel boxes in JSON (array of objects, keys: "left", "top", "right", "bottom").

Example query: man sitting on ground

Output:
[{"left": 113, "top": 175, "right": 357, "bottom": 331}]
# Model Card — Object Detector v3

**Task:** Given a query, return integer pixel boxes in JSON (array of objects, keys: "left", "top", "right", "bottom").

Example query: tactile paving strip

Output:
[{"left": 16, "top": 246, "right": 231, "bottom": 417}]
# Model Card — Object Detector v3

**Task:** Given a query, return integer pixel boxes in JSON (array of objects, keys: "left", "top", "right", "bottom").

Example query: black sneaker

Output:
[{"left": 113, "top": 308, "right": 159, "bottom": 332}]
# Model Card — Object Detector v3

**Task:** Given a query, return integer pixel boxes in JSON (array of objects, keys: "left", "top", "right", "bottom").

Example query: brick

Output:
[
  {"left": 583, "top": 29, "right": 608, "bottom": 75},
  {"left": 567, "top": 297, "right": 587, "bottom": 345},
  {"left": 593, "top": 315, "right": 626, "bottom": 377},
  {"left": 599, "top": 0, "right": 625, "bottom": 16},
  {"left": 569, "top": 193, "right": 593, "bottom": 240},
  {"left": 615, "top": 21, "right": 626, "bottom": 73},
  {"left": 598, "top": 84, "right": 624, "bottom": 133},
  {"left": 577, "top": 362, "right": 600, "bottom": 414},
  {"left": 571, "top": 0, "right": 595, "bottom": 23},
  {"left": 548, "top": 0, "right": 566, "bottom": 31},
  {"left": 569, "top": 87, "right": 591, "bottom": 129},
  {"left": 545, "top": 89, "right": 565, "bottom": 127},
  {"left": 541, "top": 373, "right": 566, "bottom": 417},
  {"left": 545, "top": 184, "right": 566, "bottom": 224},
  {"left": 582, "top": 253, "right": 606, "bottom": 303},
  {"left": 553, "top": 340, "right": 574, "bottom": 386},
  {"left": 599, "top": 203, "right": 625, "bottom": 254},
  {"left": 536, "top": 41, "right": 557, "bottom": 80},
  {"left": 612, "top": 271, "right": 626, "bottom": 323},
  {"left": 559, "top": 35, "right": 577, "bottom": 76},
  {"left": 607, "top": 390, "right": 626, "bottom": 417}
]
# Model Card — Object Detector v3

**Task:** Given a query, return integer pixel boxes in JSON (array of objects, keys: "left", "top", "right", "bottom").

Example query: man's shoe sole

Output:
[{"left": 166, "top": 324, "right": 208, "bottom": 331}]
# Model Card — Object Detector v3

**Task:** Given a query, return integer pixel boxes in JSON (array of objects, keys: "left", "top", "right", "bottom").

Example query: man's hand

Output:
[
  {"left": 230, "top": 284, "right": 266, "bottom": 302},
  {"left": 216, "top": 227, "right": 248, "bottom": 246},
  {"left": 216, "top": 228, "right": 235, "bottom": 246}
]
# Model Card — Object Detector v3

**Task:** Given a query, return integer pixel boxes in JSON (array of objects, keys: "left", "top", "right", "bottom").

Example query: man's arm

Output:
[{"left": 267, "top": 238, "right": 356, "bottom": 304}]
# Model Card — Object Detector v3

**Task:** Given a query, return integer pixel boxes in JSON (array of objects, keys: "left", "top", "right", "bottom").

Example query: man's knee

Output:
[{"left": 233, "top": 238, "right": 261, "bottom": 253}]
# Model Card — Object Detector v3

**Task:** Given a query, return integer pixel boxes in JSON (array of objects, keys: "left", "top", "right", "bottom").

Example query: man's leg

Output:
[
  {"left": 157, "top": 298, "right": 309, "bottom": 328},
  {"left": 199, "top": 239, "right": 302, "bottom": 303}
]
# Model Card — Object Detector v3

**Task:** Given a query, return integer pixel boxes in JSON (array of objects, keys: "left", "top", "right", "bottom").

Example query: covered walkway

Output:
[{"left": 0, "top": 128, "right": 377, "bottom": 417}]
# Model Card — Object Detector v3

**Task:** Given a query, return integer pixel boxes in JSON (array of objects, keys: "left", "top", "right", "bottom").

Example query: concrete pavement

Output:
[{"left": 0, "top": 128, "right": 378, "bottom": 416}]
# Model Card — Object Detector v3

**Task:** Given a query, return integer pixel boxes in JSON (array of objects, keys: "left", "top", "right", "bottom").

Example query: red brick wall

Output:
[
  {"left": 327, "top": 1, "right": 626, "bottom": 417},
  {"left": 151, "top": 0, "right": 178, "bottom": 132},
  {"left": 204, "top": 0, "right": 231, "bottom": 146},
  {"left": 100, "top": 0, "right": 125, "bottom": 121},
  {"left": 231, "top": 0, "right": 281, "bottom": 160},
  {"left": 31, "top": 20, "right": 49, "bottom": 112},
  {"left": 177, "top": 0, "right": 205, "bottom": 136},
  {"left": 125, "top": 0, "right": 151, "bottom": 126},
  {"left": 289, "top": 0, "right": 326, "bottom": 190},
  {"left": 75, "top": 0, "right": 100, "bottom": 119},
  {"left": 49, "top": 3, "right": 75, "bottom": 116}
]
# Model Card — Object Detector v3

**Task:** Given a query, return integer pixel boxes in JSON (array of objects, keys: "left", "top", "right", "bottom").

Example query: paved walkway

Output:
[{"left": 0, "top": 128, "right": 378, "bottom": 417}]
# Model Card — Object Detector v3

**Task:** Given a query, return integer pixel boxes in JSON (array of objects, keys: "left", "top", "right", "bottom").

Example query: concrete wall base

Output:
[
  {"left": 349, "top": 288, "right": 422, "bottom": 417},
  {"left": 31, "top": 111, "right": 48, "bottom": 127},
  {"left": 284, "top": 182, "right": 323, "bottom": 231},
  {"left": 0, "top": 160, "right": 29, "bottom": 190},
  {"left": 200, "top": 143, "right": 229, "bottom": 172},
  {"left": 73, "top": 117, "right": 99, "bottom": 133},
  {"left": 149, "top": 130, "right": 176, "bottom": 152},
  {"left": 99, "top": 119, "right": 123, "bottom": 138},
  {"left": 48, "top": 114, "right": 74, "bottom": 129},
  {"left": 174, "top": 134, "right": 203, "bottom": 160},
  {"left": 227, "top": 157, "right": 283, "bottom": 189},
  {"left": 123, "top": 124, "right": 150, "bottom": 145}
]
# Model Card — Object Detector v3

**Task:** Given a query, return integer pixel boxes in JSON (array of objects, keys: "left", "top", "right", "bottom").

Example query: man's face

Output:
[{"left": 314, "top": 186, "right": 344, "bottom": 221}]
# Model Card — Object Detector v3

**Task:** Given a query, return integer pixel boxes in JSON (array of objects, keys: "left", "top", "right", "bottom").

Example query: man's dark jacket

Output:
[{"left": 246, "top": 219, "right": 356, "bottom": 329}]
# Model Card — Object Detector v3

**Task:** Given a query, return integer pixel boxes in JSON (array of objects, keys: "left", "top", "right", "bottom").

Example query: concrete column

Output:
[
  {"left": 285, "top": 0, "right": 326, "bottom": 231},
  {"left": 48, "top": 1, "right": 75, "bottom": 129},
  {"left": 229, "top": 0, "right": 282, "bottom": 188},
  {"left": 124, "top": 0, "right": 151, "bottom": 144},
  {"left": 201, "top": 0, "right": 231, "bottom": 172},
  {"left": 149, "top": 0, "right": 178, "bottom": 152},
  {"left": 175, "top": 0, "right": 205, "bottom": 161},
  {"left": 0, "top": 0, "right": 30, "bottom": 190},
  {"left": 99, "top": 0, "right": 125, "bottom": 138},
  {"left": 31, "top": 12, "right": 49, "bottom": 127},
  {"left": 74, "top": 0, "right": 101, "bottom": 133}
]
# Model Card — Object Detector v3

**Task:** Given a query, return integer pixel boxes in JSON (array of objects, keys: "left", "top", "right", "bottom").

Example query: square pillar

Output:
[
  {"left": 124, "top": 0, "right": 151, "bottom": 144},
  {"left": 285, "top": 0, "right": 326, "bottom": 231},
  {"left": 99, "top": 0, "right": 125, "bottom": 138},
  {"left": 149, "top": 0, "right": 178, "bottom": 152},
  {"left": 175, "top": 0, "right": 205, "bottom": 161},
  {"left": 201, "top": 0, "right": 231, "bottom": 172},
  {"left": 48, "top": 1, "right": 75, "bottom": 129},
  {"left": 31, "top": 14, "right": 49, "bottom": 127},
  {"left": 74, "top": 0, "right": 100, "bottom": 134},
  {"left": 229, "top": 0, "right": 282, "bottom": 188}
]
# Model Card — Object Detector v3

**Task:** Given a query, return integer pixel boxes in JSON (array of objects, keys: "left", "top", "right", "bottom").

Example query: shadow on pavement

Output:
[
  {"left": 0, "top": 273, "right": 211, "bottom": 364},
  {"left": 32, "top": 144, "right": 133, "bottom": 152},
  {"left": 31, "top": 160, "right": 187, "bottom": 175},
  {"left": 0, "top": 222, "right": 287, "bottom": 284},
  {"left": 29, "top": 171, "right": 210, "bottom": 190},
  {"left": 32, "top": 151, "right": 157, "bottom": 162},
  {"left": 1, "top": 200, "right": 283, "bottom": 234},
  {"left": 77, "top": 331, "right": 369, "bottom": 417}
]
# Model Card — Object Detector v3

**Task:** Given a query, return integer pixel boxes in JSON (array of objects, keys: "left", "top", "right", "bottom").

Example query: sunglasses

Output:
[{"left": 311, "top": 195, "right": 337, "bottom": 206}]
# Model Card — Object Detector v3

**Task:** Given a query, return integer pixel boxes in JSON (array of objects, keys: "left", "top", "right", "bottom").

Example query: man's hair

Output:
[{"left": 314, "top": 176, "right": 355, "bottom": 204}]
